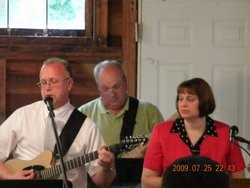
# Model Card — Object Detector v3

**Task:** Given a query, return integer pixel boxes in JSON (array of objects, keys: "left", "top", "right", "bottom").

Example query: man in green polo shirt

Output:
[{"left": 78, "top": 60, "right": 164, "bottom": 187}]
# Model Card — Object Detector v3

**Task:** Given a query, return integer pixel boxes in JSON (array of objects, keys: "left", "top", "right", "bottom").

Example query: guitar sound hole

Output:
[{"left": 23, "top": 165, "right": 45, "bottom": 171}]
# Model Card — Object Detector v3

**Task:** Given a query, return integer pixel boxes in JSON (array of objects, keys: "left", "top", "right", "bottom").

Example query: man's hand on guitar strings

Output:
[{"left": 98, "top": 145, "right": 115, "bottom": 172}]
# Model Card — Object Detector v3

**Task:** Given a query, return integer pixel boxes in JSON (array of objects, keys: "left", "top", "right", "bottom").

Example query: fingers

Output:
[
  {"left": 98, "top": 145, "right": 115, "bottom": 170},
  {"left": 13, "top": 169, "right": 35, "bottom": 179},
  {"left": 23, "top": 169, "right": 35, "bottom": 179}
]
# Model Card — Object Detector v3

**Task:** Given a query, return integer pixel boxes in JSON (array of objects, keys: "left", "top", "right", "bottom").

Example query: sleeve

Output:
[
  {"left": 78, "top": 104, "right": 88, "bottom": 116},
  {"left": 150, "top": 104, "right": 165, "bottom": 124},
  {"left": 82, "top": 118, "right": 106, "bottom": 177},
  {"left": 139, "top": 102, "right": 165, "bottom": 133},
  {"left": 0, "top": 111, "right": 20, "bottom": 161},
  {"left": 227, "top": 140, "right": 246, "bottom": 172},
  {"left": 143, "top": 124, "right": 164, "bottom": 173}
]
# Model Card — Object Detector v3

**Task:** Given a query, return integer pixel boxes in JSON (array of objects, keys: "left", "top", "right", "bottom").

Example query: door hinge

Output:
[{"left": 135, "top": 22, "right": 142, "bottom": 42}]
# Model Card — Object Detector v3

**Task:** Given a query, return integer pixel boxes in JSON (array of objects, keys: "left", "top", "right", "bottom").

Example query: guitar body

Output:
[{"left": 4, "top": 150, "right": 55, "bottom": 174}]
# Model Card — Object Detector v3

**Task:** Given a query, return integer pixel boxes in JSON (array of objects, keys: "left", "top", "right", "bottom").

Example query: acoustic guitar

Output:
[{"left": 4, "top": 135, "right": 148, "bottom": 179}]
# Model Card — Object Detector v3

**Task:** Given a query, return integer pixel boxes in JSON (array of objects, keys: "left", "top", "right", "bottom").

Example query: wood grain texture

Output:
[{"left": 0, "top": 0, "right": 136, "bottom": 120}]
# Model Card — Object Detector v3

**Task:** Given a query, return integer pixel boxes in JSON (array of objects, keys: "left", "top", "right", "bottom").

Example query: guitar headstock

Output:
[{"left": 109, "top": 135, "right": 148, "bottom": 154}]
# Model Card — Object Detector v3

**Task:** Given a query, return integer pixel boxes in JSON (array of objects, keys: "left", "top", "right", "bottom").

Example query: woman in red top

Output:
[{"left": 141, "top": 78, "right": 246, "bottom": 188}]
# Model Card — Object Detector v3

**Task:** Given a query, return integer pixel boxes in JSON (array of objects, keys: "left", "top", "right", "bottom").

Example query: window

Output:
[{"left": 0, "top": 0, "right": 93, "bottom": 37}]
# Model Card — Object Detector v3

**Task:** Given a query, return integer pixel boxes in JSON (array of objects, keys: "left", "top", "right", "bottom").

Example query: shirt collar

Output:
[
  {"left": 44, "top": 101, "right": 74, "bottom": 119},
  {"left": 53, "top": 102, "right": 74, "bottom": 119},
  {"left": 171, "top": 116, "right": 218, "bottom": 137},
  {"left": 98, "top": 97, "right": 129, "bottom": 115}
]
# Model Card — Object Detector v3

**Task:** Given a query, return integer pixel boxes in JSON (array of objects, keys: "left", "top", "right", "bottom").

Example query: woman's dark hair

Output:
[{"left": 176, "top": 78, "right": 216, "bottom": 117}]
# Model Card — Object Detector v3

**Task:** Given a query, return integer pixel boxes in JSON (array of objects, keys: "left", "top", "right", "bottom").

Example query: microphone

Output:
[
  {"left": 230, "top": 125, "right": 239, "bottom": 142},
  {"left": 44, "top": 96, "right": 54, "bottom": 112}
]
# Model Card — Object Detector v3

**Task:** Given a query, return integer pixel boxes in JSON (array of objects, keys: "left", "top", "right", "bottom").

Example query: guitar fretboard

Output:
[
  {"left": 34, "top": 136, "right": 147, "bottom": 179},
  {"left": 37, "top": 150, "right": 99, "bottom": 179}
]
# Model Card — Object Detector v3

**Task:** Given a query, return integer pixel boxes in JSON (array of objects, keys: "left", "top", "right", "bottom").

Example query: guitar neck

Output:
[
  {"left": 37, "top": 145, "right": 118, "bottom": 179},
  {"left": 35, "top": 136, "right": 147, "bottom": 179}
]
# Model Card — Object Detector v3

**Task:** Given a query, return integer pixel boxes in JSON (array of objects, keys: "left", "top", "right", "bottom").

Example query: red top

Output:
[{"left": 143, "top": 117, "right": 246, "bottom": 175}]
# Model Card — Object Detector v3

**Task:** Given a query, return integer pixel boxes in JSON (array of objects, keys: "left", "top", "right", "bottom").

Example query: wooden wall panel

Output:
[
  {"left": 108, "top": 0, "right": 123, "bottom": 47},
  {"left": 0, "top": 0, "right": 136, "bottom": 120},
  {"left": 4, "top": 48, "right": 122, "bottom": 117},
  {"left": 6, "top": 59, "right": 43, "bottom": 117},
  {"left": 109, "top": 0, "right": 122, "bottom": 37},
  {"left": 0, "top": 59, "right": 6, "bottom": 123},
  {"left": 95, "top": 0, "right": 110, "bottom": 46},
  {"left": 122, "top": 0, "right": 137, "bottom": 96}
]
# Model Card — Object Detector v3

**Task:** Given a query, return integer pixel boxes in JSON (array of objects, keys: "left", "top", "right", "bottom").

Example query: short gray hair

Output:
[{"left": 93, "top": 60, "right": 125, "bottom": 83}]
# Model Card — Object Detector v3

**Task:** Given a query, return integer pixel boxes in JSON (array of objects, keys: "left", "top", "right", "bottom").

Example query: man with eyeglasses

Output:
[
  {"left": 0, "top": 57, "right": 116, "bottom": 188},
  {"left": 78, "top": 60, "right": 164, "bottom": 187}
]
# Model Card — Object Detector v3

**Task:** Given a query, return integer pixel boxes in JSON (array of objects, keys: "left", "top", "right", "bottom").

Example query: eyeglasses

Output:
[
  {"left": 37, "top": 78, "right": 70, "bottom": 88},
  {"left": 98, "top": 77, "right": 125, "bottom": 94}
]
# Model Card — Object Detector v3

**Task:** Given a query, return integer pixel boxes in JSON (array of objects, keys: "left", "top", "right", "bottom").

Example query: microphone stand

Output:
[
  {"left": 230, "top": 125, "right": 250, "bottom": 172},
  {"left": 48, "top": 108, "right": 70, "bottom": 188},
  {"left": 233, "top": 135, "right": 250, "bottom": 172},
  {"left": 234, "top": 136, "right": 250, "bottom": 145}
]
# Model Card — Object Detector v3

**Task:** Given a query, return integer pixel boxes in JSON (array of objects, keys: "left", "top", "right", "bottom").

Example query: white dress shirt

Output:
[{"left": 0, "top": 101, "right": 105, "bottom": 188}]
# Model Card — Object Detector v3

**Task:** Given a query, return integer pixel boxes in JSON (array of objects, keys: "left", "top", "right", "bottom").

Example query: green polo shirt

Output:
[{"left": 78, "top": 97, "right": 164, "bottom": 147}]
